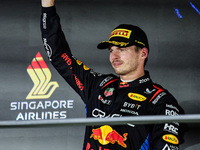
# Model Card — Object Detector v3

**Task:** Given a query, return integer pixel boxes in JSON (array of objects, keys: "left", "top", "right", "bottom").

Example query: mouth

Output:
[{"left": 112, "top": 61, "right": 123, "bottom": 68}]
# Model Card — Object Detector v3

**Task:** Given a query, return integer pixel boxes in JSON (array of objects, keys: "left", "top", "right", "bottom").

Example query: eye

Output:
[
  {"left": 109, "top": 49, "right": 113, "bottom": 53},
  {"left": 120, "top": 48, "right": 126, "bottom": 52}
]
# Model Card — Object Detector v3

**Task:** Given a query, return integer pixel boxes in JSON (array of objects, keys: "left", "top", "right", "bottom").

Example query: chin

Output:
[{"left": 115, "top": 70, "right": 125, "bottom": 75}]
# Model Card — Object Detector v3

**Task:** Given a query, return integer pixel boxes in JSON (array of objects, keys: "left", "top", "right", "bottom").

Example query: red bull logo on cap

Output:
[{"left": 90, "top": 125, "right": 128, "bottom": 148}]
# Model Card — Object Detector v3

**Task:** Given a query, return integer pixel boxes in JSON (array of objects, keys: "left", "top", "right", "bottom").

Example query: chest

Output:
[{"left": 88, "top": 85, "right": 156, "bottom": 118}]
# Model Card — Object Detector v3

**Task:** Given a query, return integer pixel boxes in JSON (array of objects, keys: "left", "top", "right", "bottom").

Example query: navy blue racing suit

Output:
[{"left": 40, "top": 6, "right": 184, "bottom": 150}]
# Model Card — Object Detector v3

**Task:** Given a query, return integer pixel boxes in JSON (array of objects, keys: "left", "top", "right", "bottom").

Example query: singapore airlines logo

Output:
[{"left": 26, "top": 52, "right": 59, "bottom": 99}]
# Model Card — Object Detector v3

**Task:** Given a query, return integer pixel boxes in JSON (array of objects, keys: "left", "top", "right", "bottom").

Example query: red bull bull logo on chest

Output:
[{"left": 90, "top": 125, "right": 128, "bottom": 148}]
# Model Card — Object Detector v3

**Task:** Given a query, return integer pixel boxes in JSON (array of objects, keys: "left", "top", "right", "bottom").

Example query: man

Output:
[{"left": 40, "top": 0, "right": 184, "bottom": 149}]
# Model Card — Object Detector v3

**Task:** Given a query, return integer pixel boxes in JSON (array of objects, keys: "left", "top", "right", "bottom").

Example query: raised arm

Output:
[
  {"left": 40, "top": 1, "right": 100, "bottom": 103},
  {"left": 41, "top": 0, "right": 55, "bottom": 7}
]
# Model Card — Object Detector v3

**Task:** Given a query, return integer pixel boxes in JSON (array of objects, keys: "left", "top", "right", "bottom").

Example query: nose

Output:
[{"left": 109, "top": 46, "right": 120, "bottom": 60}]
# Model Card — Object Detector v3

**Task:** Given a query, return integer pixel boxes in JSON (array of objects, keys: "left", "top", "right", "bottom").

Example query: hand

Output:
[{"left": 41, "top": 0, "right": 55, "bottom": 7}]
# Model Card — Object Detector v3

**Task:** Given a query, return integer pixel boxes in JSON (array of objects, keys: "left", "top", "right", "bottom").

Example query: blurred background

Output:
[{"left": 0, "top": 0, "right": 200, "bottom": 149}]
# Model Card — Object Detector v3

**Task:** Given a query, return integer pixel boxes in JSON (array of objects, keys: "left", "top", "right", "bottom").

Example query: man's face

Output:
[{"left": 109, "top": 45, "right": 141, "bottom": 77}]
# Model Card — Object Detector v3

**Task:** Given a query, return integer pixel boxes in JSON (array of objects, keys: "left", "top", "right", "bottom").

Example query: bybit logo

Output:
[{"left": 26, "top": 52, "right": 59, "bottom": 99}]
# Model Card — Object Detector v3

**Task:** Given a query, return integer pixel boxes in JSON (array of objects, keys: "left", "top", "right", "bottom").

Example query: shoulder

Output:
[
  {"left": 148, "top": 83, "right": 184, "bottom": 115},
  {"left": 151, "top": 83, "right": 177, "bottom": 103},
  {"left": 148, "top": 83, "right": 174, "bottom": 104},
  {"left": 95, "top": 73, "right": 119, "bottom": 88}
]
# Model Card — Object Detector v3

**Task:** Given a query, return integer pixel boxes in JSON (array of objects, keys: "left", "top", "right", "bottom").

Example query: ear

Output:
[{"left": 141, "top": 47, "right": 148, "bottom": 59}]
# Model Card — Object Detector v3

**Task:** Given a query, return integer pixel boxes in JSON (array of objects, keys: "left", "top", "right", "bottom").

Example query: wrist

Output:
[{"left": 41, "top": 0, "right": 55, "bottom": 7}]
